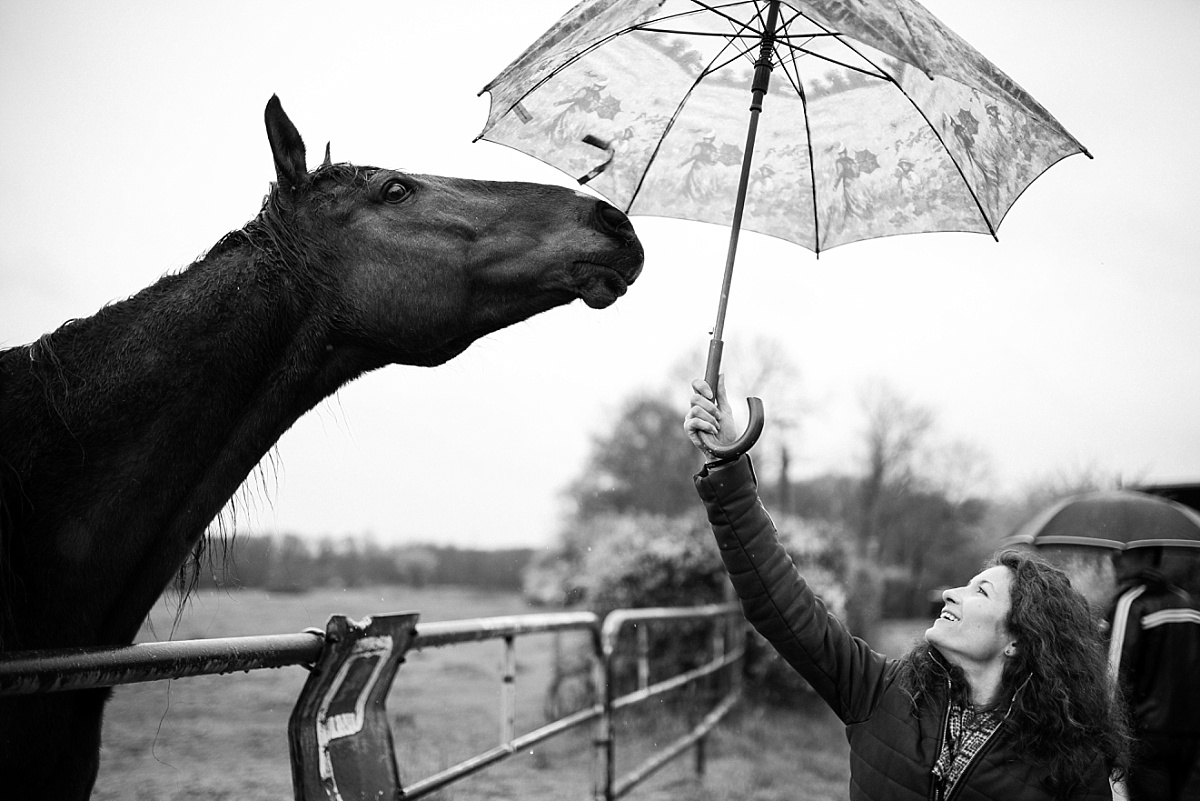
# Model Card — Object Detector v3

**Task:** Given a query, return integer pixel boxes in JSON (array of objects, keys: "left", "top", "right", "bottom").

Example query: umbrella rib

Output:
[
  {"left": 861, "top": 58, "right": 999, "bottom": 239},
  {"left": 771, "top": 6, "right": 891, "bottom": 79},
  {"left": 678, "top": 0, "right": 765, "bottom": 35},
  {"left": 797, "top": 79, "right": 821, "bottom": 256},
  {"left": 480, "top": 1, "right": 758, "bottom": 124},
  {"left": 625, "top": 14, "right": 757, "bottom": 211},
  {"left": 703, "top": 46, "right": 761, "bottom": 79},
  {"left": 772, "top": 39, "right": 889, "bottom": 80},
  {"left": 624, "top": 1, "right": 762, "bottom": 40},
  {"left": 773, "top": 16, "right": 822, "bottom": 255},
  {"left": 478, "top": 28, "right": 639, "bottom": 123},
  {"left": 794, "top": 11, "right": 999, "bottom": 238},
  {"left": 636, "top": 27, "right": 758, "bottom": 39}
]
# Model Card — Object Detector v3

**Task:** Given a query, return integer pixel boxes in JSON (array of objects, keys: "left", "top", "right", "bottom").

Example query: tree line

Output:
[{"left": 192, "top": 533, "right": 534, "bottom": 593}]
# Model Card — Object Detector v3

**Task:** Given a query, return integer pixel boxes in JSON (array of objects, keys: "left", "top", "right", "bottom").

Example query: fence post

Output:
[
  {"left": 501, "top": 635, "right": 516, "bottom": 745},
  {"left": 591, "top": 624, "right": 612, "bottom": 801},
  {"left": 636, "top": 624, "right": 649, "bottom": 691},
  {"left": 288, "top": 612, "right": 419, "bottom": 801}
]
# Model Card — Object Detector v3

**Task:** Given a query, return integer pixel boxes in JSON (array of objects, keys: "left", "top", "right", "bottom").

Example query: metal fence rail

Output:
[
  {"left": 400, "top": 611, "right": 603, "bottom": 800},
  {"left": 595, "top": 604, "right": 746, "bottom": 801},
  {"left": 0, "top": 603, "right": 746, "bottom": 800},
  {"left": 0, "top": 632, "right": 325, "bottom": 695}
]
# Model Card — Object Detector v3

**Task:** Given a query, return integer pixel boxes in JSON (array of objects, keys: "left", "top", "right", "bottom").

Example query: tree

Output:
[
  {"left": 264, "top": 533, "right": 316, "bottom": 593},
  {"left": 566, "top": 335, "right": 807, "bottom": 522},
  {"left": 856, "top": 379, "right": 935, "bottom": 561},
  {"left": 847, "top": 381, "right": 939, "bottom": 634},
  {"left": 393, "top": 545, "right": 438, "bottom": 587},
  {"left": 841, "top": 382, "right": 1003, "bottom": 624},
  {"left": 565, "top": 393, "right": 703, "bottom": 519}
]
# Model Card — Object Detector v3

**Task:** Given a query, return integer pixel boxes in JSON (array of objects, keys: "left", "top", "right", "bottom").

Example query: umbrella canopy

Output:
[
  {"left": 478, "top": 0, "right": 1089, "bottom": 254},
  {"left": 1004, "top": 490, "right": 1200, "bottom": 552},
  {"left": 478, "top": 0, "right": 1089, "bottom": 458}
]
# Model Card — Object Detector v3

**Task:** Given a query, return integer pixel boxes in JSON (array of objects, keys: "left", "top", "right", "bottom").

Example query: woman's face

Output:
[{"left": 925, "top": 565, "right": 1016, "bottom": 668}]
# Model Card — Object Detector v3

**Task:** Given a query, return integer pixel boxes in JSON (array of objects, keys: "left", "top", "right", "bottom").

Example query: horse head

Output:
[{"left": 261, "top": 95, "right": 643, "bottom": 369}]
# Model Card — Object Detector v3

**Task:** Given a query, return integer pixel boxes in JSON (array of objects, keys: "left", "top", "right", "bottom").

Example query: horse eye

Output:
[{"left": 382, "top": 181, "right": 410, "bottom": 203}]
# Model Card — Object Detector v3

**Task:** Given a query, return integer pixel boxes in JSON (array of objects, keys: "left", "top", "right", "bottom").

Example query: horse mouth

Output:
[{"left": 576, "top": 256, "right": 643, "bottom": 309}]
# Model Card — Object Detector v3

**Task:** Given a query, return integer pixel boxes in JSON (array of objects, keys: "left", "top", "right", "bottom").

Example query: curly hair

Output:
[
  {"left": 901, "top": 549, "right": 1130, "bottom": 797},
  {"left": 994, "top": 549, "right": 1130, "bottom": 791}
]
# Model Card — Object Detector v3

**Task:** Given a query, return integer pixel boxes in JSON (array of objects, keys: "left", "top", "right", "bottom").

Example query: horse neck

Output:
[{"left": 1, "top": 230, "right": 360, "bottom": 650}]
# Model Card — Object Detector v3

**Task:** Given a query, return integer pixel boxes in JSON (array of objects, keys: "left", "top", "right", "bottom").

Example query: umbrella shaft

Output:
[
  {"left": 711, "top": 107, "right": 762, "bottom": 344},
  {"left": 710, "top": 0, "right": 780, "bottom": 347}
]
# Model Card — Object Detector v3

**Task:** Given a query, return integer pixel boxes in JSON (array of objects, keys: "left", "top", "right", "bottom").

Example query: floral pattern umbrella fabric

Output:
[{"left": 478, "top": 0, "right": 1089, "bottom": 253}]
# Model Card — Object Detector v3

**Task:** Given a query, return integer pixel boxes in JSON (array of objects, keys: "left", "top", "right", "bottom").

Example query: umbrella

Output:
[
  {"left": 477, "top": 0, "right": 1089, "bottom": 456},
  {"left": 1004, "top": 490, "right": 1200, "bottom": 552}
]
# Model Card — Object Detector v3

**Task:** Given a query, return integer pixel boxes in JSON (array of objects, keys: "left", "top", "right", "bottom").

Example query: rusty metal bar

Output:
[
  {"left": 393, "top": 612, "right": 603, "bottom": 800},
  {"left": 0, "top": 631, "right": 324, "bottom": 696},
  {"left": 501, "top": 635, "right": 517, "bottom": 744},
  {"left": 403, "top": 702, "right": 604, "bottom": 800},
  {"left": 636, "top": 625, "right": 649, "bottom": 690},
  {"left": 594, "top": 603, "right": 743, "bottom": 801},
  {"left": 600, "top": 604, "right": 737, "bottom": 655},
  {"left": 411, "top": 611, "right": 599, "bottom": 649},
  {"left": 610, "top": 689, "right": 743, "bottom": 799},
  {"left": 610, "top": 649, "right": 743, "bottom": 713}
]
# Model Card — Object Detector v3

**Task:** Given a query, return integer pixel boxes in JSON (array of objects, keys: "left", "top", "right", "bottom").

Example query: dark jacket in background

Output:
[
  {"left": 695, "top": 455, "right": 1113, "bottom": 801},
  {"left": 1107, "top": 568, "right": 1200, "bottom": 800}
]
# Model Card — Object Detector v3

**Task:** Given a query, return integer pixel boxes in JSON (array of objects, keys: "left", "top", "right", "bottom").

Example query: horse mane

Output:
[
  {"left": 0, "top": 434, "right": 18, "bottom": 650},
  {"left": 143, "top": 162, "right": 378, "bottom": 625},
  {"left": 0, "top": 167, "right": 369, "bottom": 643}
]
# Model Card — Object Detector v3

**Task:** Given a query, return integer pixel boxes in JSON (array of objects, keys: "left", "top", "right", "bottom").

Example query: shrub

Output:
[{"left": 526, "top": 509, "right": 850, "bottom": 707}]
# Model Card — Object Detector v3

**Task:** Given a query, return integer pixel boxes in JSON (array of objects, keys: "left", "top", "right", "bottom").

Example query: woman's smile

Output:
[{"left": 925, "top": 565, "right": 1015, "bottom": 667}]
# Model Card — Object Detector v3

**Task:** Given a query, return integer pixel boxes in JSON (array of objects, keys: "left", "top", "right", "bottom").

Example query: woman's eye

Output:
[{"left": 383, "top": 181, "right": 410, "bottom": 203}]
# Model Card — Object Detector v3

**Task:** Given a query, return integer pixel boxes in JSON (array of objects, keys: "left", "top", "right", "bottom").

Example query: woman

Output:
[{"left": 684, "top": 377, "right": 1129, "bottom": 801}]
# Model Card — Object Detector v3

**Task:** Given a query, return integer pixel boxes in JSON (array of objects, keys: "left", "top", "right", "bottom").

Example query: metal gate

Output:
[{"left": 0, "top": 603, "right": 746, "bottom": 800}]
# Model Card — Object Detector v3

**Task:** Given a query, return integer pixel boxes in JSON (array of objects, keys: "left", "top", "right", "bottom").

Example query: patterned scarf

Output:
[{"left": 932, "top": 699, "right": 1003, "bottom": 799}]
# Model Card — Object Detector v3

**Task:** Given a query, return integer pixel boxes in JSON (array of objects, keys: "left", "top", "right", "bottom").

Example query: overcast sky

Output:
[{"left": 2, "top": 1, "right": 1197, "bottom": 549}]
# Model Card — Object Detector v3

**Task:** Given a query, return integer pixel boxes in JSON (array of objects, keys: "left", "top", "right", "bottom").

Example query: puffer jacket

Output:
[
  {"left": 1107, "top": 569, "right": 1200, "bottom": 736},
  {"left": 695, "top": 455, "right": 1114, "bottom": 801}
]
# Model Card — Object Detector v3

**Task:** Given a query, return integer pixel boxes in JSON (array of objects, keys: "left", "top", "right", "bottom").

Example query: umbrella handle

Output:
[{"left": 704, "top": 339, "right": 765, "bottom": 460}]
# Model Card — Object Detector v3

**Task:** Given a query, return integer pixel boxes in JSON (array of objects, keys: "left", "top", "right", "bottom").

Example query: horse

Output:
[{"left": 0, "top": 95, "right": 643, "bottom": 799}]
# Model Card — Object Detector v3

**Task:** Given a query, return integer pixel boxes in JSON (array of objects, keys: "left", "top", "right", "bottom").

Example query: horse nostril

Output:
[{"left": 595, "top": 201, "right": 635, "bottom": 241}]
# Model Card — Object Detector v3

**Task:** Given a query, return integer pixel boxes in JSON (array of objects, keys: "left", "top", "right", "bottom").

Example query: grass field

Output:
[{"left": 92, "top": 586, "right": 923, "bottom": 800}]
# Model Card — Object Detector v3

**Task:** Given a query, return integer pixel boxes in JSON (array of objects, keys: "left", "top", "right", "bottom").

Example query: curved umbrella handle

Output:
[{"left": 704, "top": 339, "right": 766, "bottom": 459}]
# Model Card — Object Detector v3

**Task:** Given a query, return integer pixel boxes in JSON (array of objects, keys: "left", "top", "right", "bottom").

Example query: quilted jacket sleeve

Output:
[{"left": 695, "top": 455, "right": 893, "bottom": 724}]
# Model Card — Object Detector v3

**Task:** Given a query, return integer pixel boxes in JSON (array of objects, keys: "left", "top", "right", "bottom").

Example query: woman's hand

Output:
[{"left": 684, "top": 375, "right": 739, "bottom": 460}]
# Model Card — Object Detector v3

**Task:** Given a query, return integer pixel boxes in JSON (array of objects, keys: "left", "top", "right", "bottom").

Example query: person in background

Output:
[
  {"left": 1107, "top": 547, "right": 1200, "bottom": 800},
  {"left": 684, "top": 376, "right": 1130, "bottom": 800}
]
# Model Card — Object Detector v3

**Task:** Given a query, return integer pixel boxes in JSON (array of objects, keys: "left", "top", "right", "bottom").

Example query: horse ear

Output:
[
  {"left": 321, "top": 142, "right": 332, "bottom": 168},
  {"left": 264, "top": 95, "right": 308, "bottom": 191}
]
